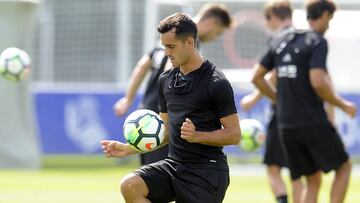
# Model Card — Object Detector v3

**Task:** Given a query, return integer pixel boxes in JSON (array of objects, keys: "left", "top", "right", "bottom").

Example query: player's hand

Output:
[
  {"left": 240, "top": 94, "right": 256, "bottom": 111},
  {"left": 342, "top": 100, "right": 357, "bottom": 118},
  {"left": 100, "top": 140, "right": 137, "bottom": 158},
  {"left": 113, "top": 97, "right": 131, "bottom": 116},
  {"left": 180, "top": 118, "right": 197, "bottom": 143}
]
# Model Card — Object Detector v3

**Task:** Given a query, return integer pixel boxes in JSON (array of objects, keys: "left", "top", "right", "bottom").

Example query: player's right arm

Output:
[
  {"left": 100, "top": 140, "right": 140, "bottom": 158},
  {"left": 114, "top": 55, "right": 152, "bottom": 116},
  {"left": 241, "top": 70, "right": 276, "bottom": 111},
  {"left": 252, "top": 63, "right": 276, "bottom": 102}
]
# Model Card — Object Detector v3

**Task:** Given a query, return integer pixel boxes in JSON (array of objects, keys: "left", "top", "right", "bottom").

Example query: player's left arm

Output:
[
  {"left": 180, "top": 114, "right": 241, "bottom": 146},
  {"left": 309, "top": 38, "right": 357, "bottom": 118},
  {"left": 181, "top": 76, "right": 241, "bottom": 146},
  {"left": 324, "top": 74, "right": 336, "bottom": 124},
  {"left": 310, "top": 69, "right": 357, "bottom": 118}
]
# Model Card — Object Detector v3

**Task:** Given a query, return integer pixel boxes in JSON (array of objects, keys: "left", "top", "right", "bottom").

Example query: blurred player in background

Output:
[
  {"left": 240, "top": 1, "right": 303, "bottom": 203},
  {"left": 102, "top": 13, "right": 241, "bottom": 203},
  {"left": 252, "top": 0, "right": 357, "bottom": 202},
  {"left": 114, "top": 3, "right": 232, "bottom": 165}
]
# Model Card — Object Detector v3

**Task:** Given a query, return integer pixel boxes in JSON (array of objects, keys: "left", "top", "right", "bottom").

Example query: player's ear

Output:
[{"left": 185, "top": 37, "right": 195, "bottom": 48}]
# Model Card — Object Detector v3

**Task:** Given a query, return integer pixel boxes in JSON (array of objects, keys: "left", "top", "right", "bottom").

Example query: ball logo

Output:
[{"left": 145, "top": 143, "right": 154, "bottom": 150}]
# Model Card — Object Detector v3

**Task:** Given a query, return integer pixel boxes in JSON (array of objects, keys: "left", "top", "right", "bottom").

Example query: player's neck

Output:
[
  {"left": 180, "top": 51, "right": 204, "bottom": 75},
  {"left": 277, "top": 19, "right": 293, "bottom": 31}
]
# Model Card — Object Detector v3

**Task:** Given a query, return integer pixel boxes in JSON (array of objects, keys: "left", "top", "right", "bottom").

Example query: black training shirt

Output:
[
  {"left": 260, "top": 28, "right": 330, "bottom": 129},
  {"left": 142, "top": 43, "right": 168, "bottom": 112},
  {"left": 158, "top": 59, "right": 237, "bottom": 169}
]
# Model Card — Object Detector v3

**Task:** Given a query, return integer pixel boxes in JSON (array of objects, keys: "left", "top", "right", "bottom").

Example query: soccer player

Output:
[
  {"left": 240, "top": 1, "right": 303, "bottom": 203},
  {"left": 252, "top": 1, "right": 357, "bottom": 203},
  {"left": 101, "top": 13, "right": 241, "bottom": 203},
  {"left": 113, "top": 3, "right": 232, "bottom": 165}
]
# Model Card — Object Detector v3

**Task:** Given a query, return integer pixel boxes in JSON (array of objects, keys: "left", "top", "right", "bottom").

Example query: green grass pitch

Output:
[{"left": 0, "top": 156, "right": 359, "bottom": 203}]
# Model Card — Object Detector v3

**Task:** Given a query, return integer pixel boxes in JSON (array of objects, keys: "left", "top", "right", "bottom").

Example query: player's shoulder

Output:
[
  {"left": 270, "top": 27, "right": 325, "bottom": 51},
  {"left": 302, "top": 29, "right": 326, "bottom": 47},
  {"left": 206, "top": 61, "right": 230, "bottom": 87},
  {"left": 270, "top": 26, "right": 297, "bottom": 48}
]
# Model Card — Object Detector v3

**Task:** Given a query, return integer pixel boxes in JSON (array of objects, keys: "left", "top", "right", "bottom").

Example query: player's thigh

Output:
[
  {"left": 307, "top": 125, "right": 349, "bottom": 172},
  {"left": 174, "top": 165, "right": 229, "bottom": 203},
  {"left": 264, "top": 118, "right": 287, "bottom": 167},
  {"left": 281, "top": 129, "right": 318, "bottom": 179},
  {"left": 134, "top": 159, "right": 176, "bottom": 203}
]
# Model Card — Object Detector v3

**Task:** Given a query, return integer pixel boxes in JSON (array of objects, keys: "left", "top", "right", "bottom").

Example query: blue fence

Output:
[{"left": 34, "top": 91, "right": 360, "bottom": 155}]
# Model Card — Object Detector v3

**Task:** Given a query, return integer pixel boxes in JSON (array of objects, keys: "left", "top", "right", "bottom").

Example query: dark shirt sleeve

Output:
[
  {"left": 259, "top": 48, "right": 275, "bottom": 70},
  {"left": 309, "top": 38, "right": 328, "bottom": 71},
  {"left": 157, "top": 73, "right": 167, "bottom": 113},
  {"left": 209, "top": 77, "right": 237, "bottom": 119},
  {"left": 148, "top": 48, "right": 155, "bottom": 59}
]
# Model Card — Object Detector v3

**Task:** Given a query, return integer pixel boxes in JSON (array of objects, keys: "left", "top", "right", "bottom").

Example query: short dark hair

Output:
[
  {"left": 157, "top": 13, "right": 198, "bottom": 41},
  {"left": 306, "top": 0, "right": 337, "bottom": 20},
  {"left": 264, "top": 0, "right": 293, "bottom": 20},
  {"left": 197, "top": 3, "right": 232, "bottom": 28}
]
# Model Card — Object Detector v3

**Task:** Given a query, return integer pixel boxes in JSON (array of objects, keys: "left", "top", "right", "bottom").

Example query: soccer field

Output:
[{"left": 1, "top": 157, "right": 360, "bottom": 203}]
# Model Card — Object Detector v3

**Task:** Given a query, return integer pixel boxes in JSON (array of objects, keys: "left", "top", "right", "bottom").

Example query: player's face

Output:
[
  {"left": 313, "top": 11, "right": 333, "bottom": 34},
  {"left": 265, "top": 12, "right": 279, "bottom": 31},
  {"left": 198, "top": 18, "right": 226, "bottom": 42},
  {"left": 160, "top": 29, "right": 192, "bottom": 67}
]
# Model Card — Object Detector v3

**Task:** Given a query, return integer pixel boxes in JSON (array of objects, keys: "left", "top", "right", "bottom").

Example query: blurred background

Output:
[{"left": 0, "top": 0, "right": 360, "bottom": 202}]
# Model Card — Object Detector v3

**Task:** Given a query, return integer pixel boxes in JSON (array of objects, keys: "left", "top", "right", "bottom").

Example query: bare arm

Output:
[
  {"left": 100, "top": 112, "right": 169, "bottom": 158},
  {"left": 114, "top": 55, "right": 153, "bottom": 116},
  {"left": 323, "top": 74, "right": 336, "bottom": 124},
  {"left": 240, "top": 90, "right": 263, "bottom": 111},
  {"left": 100, "top": 140, "right": 140, "bottom": 158},
  {"left": 240, "top": 70, "right": 276, "bottom": 111},
  {"left": 310, "top": 69, "right": 357, "bottom": 118},
  {"left": 158, "top": 112, "right": 170, "bottom": 147},
  {"left": 251, "top": 63, "right": 276, "bottom": 102},
  {"left": 180, "top": 113, "right": 241, "bottom": 146}
]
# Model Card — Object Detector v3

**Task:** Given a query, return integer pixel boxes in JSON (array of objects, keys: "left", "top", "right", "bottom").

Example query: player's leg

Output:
[
  {"left": 123, "top": 159, "right": 176, "bottom": 203},
  {"left": 264, "top": 118, "right": 291, "bottom": 203},
  {"left": 281, "top": 128, "right": 318, "bottom": 203},
  {"left": 303, "top": 171, "right": 322, "bottom": 203},
  {"left": 266, "top": 165, "right": 287, "bottom": 202},
  {"left": 306, "top": 125, "right": 350, "bottom": 203},
  {"left": 174, "top": 164, "right": 229, "bottom": 203},
  {"left": 330, "top": 160, "right": 352, "bottom": 203},
  {"left": 120, "top": 173, "right": 151, "bottom": 203},
  {"left": 291, "top": 178, "right": 305, "bottom": 203}
]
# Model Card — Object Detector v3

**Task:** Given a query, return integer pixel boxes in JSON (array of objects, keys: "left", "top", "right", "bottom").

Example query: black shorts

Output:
[
  {"left": 140, "top": 145, "right": 169, "bottom": 165},
  {"left": 281, "top": 124, "right": 349, "bottom": 180},
  {"left": 133, "top": 158, "right": 230, "bottom": 203},
  {"left": 263, "top": 117, "right": 287, "bottom": 167}
]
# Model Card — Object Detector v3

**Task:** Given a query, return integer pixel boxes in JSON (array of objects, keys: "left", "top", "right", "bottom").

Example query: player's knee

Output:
[
  {"left": 338, "top": 160, "right": 352, "bottom": 175},
  {"left": 266, "top": 165, "right": 281, "bottom": 177},
  {"left": 307, "top": 171, "right": 322, "bottom": 188},
  {"left": 120, "top": 173, "right": 148, "bottom": 198}
]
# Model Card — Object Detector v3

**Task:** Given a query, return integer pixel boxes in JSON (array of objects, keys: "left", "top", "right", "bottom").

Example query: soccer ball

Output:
[
  {"left": 123, "top": 109, "right": 165, "bottom": 152},
  {"left": 239, "top": 119, "right": 266, "bottom": 152},
  {"left": 0, "top": 47, "right": 31, "bottom": 81}
]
